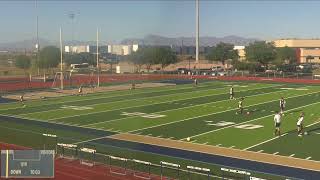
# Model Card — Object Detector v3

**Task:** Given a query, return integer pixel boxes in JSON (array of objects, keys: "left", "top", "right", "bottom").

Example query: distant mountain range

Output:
[
  {"left": 121, "top": 34, "right": 259, "bottom": 46},
  {"left": 0, "top": 34, "right": 259, "bottom": 52}
]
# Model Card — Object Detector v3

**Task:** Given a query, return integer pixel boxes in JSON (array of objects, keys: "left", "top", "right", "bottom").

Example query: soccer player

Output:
[
  {"left": 78, "top": 85, "right": 83, "bottom": 96},
  {"left": 279, "top": 97, "right": 286, "bottom": 115},
  {"left": 297, "top": 112, "right": 304, "bottom": 136},
  {"left": 230, "top": 86, "right": 234, "bottom": 100},
  {"left": 236, "top": 97, "right": 244, "bottom": 114},
  {"left": 194, "top": 78, "right": 198, "bottom": 87},
  {"left": 274, "top": 111, "right": 282, "bottom": 136},
  {"left": 19, "top": 94, "right": 25, "bottom": 107},
  {"left": 130, "top": 83, "right": 136, "bottom": 90}
]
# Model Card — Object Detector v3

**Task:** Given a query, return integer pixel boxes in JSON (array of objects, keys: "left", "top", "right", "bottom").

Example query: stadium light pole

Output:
[
  {"left": 60, "top": 27, "right": 64, "bottom": 90},
  {"left": 35, "top": 0, "right": 40, "bottom": 75},
  {"left": 195, "top": 0, "right": 199, "bottom": 64},
  {"left": 96, "top": 28, "right": 100, "bottom": 88}
]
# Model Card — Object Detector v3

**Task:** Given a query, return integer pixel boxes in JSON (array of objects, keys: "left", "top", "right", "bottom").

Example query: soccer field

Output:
[{"left": 1, "top": 80, "right": 320, "bottom": 178}]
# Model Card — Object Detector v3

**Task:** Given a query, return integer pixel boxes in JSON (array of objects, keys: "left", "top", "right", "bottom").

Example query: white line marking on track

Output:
[
  {"left": 73, "top": 136, "right": 109, "bottom": 145},
  {"left": 273, "top": 152, "right": 279, "bottom": 155},
  {"left": 306, "top": 157, "right": 312, "bottom": 160},
  {"left": 290, "top": 154, "right": 295, "bottom": 157},
  {"left": 243, "top": 133, "right": 288, "bottom": 150},
  {"left": 257, "top": 150, "right": 264, "bottom": 153}
]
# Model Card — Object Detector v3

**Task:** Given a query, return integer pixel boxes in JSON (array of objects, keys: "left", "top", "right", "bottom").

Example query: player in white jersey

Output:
[
  {"left": 194, "top": 78, "right": 198, "bottom": 87},
  {"left": 297, "top": 112, "right": 304, "bottom": 136},
  {"left": 274, "top": 111, "right": 282, "bottom": 136},
  {"left": 279, "top": 97, "right": 286, "bottom": 115}
]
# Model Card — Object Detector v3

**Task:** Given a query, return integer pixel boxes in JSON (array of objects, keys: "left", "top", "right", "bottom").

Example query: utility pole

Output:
[
  {"left": 60, "top": 27, "right": 64, "bottom": 90},
  {"left": 195, "top": 0, "right": 199, "bottom": 64},
  {"left": 96, "top": 28, "right": 100, "bottom": 87},
  {"left": 35, "top": 0, "right": 40, "bottom": 75}
]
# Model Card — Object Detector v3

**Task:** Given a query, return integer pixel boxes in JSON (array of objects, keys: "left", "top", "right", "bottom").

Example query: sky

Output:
[{"left": 1, "top": 0, "right": 320, "bottom": 43}]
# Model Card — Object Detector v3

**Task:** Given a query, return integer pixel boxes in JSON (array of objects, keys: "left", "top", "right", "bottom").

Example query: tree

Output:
[
  {"left": 245, "top": 41, "right": 276, "bottom": 68},
  {"left": 153, "top": 47, "right": 177, "bottom": 70},
  {"left": 128, "top": 47, "right": 177, "bottom": 72},
  {"left": 275, "top": 46, "right": 297, "bottom": 65},
  {"left": 207, "top": 42, "right": 238, "bottom": 65},
  {"left": 38, "top": 46, "right": 60, "bottom": 70},
  {"left": 15, "top": 55, "right": 31, "bottom": 74}
]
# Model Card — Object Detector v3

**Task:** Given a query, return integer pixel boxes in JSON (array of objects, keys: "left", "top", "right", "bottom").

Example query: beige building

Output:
[
  {"left": 107, "top": 44, "right": 139, "bottom": 56},
  {"left": 273, "top": 39, "right": 320, "bottom": 63},
  {"left": 233, "top": 46, "right": 246, "bottom": 61}
]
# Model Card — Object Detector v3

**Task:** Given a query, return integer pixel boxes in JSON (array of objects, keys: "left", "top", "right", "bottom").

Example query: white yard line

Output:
[
  {"left": 129, "top": 89, "right": 298, "bottom": 134},
  {"left": 183, "top": 91, "right": 320, "bottom": 140},
  {"left": 84, "top": 85, "right": 282, "bottom": 128},
  {"left": 46, "top": 84, "right": 272, "bottom": 122},
  {"left": 17, "top": 85, "right": 233, "bottom": 117},
  {"left": 243, "top": 133, "right": 288, "bottom": 150},
  {"left": 72, "top": 136, "right": 111, "bottom": 145},
  {"left": 0, "top": 82, "right": 221, "bottom": 111}
]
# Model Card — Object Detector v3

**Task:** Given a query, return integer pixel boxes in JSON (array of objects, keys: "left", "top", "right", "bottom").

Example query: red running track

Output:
[{"left": 0, "top": 142, "right": 165, "bottom": 180}]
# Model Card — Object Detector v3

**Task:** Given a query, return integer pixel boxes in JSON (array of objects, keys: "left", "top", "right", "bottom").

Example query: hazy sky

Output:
[{"left": 1, "top": 0, "right": 320, "bottom": 43}]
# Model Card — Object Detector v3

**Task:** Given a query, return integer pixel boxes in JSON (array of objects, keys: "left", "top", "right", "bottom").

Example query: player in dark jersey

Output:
[
  {"left": 229, "top": 86, "right": 234, "bottom": 100},
  {"left": 279, "top": 97, "right": 286, "bottom": 115},
  {"left": 236, "top": 97, "right": 244, "bottom": 114}
]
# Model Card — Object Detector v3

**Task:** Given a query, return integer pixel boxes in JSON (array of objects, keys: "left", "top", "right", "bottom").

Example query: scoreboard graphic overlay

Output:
[{"left": 1, "top": 150, "right": 54, "bottom": 178}]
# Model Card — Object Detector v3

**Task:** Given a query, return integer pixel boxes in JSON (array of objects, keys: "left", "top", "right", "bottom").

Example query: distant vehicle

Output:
[{"left": 70, "top": 63, "right": 93, "bottom": 73}]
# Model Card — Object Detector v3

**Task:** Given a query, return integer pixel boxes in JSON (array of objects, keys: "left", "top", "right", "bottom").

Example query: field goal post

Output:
[
  {"left": 57, "top": 143, "right": 78, "bottom": 161},
  {"left": 160, "top": 161, "right": 180, "bottom": 180},
  {"left": 132, "top": 159, "right": 152, "bottom": 180},
  {"left": 79, "top": 147, "right": 96, "bottom": 167},
  {"left": 108, "top": 155, "right": 128, "bottom": 176}
]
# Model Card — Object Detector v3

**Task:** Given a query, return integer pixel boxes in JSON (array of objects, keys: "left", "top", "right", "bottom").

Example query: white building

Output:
[{"left": 107, "top": 44, "right": 139, "bottom": 56}]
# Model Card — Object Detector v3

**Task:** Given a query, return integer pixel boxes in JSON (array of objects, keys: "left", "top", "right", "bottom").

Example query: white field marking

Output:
[
  {"left": 84, "top": 86, "right": 285, "bottom": 128},
  {"left": 280, "top": 88, "right": 294, "bottom": 90},
  {"left": 17, "top": 84, "right": 235, "bottom": 116},
  {"left": 229, "top": 146, "right": 235, "bottom": 148},
  {"left": 315, "top": 133, "right": 320, "bottom": 135},
  {"left": 128, "top": 90, "right": 291, "bottom": 133},
  {"left": 306, "top": 119, "right": 320, "bottom": 128},
  {"left": 203, "top": 142, "right": 209, "bottom": 145},
  {"left": 133, "top": 90, "right": 320, "bottom": 135},
  {"left": 147, "top": 134, "right": 152, "bottom": 136},
  {"left": 296, "top": 88, "right": 309, "bottom": 91},
  {"left": 182, "top": 92, "right": 320, "bottom": 140},
  {"left": 257, "top": 150, "right": 264, "bottom": 153},
  {"left": 157, "top": 135, "right": 162, "bottom": 138},
  {"left": 290, "top": 154, "right": 295, "bottom": 157},
  {"left": 73, "top": 136, "right": 110, "bottom": 145},
  {"left": 306, "top": 157, "right": 312, "bottom": 160},
  {"left": 1, "top": 113, "right": 120, "bottom": 135},
  {"left": 134, "top": 132, "right": 141, "bottom": 135},
  {"left": 216, "top": 144, "right": 221, "bottom": 147},
  {"left": 44, "top": 83, "right": 273, "bottom": 121},
  {"left": 243, "top": 133, "right": 288, "bottom": 150},
  {"left": 191, "top": 140, "right": 197, "bottom": 143},
  {"left": 0, "top": 81, "right": 222, "bottom": 111},
  {"left": 273, "top": 152, "right": 279, "bottom": 155}
]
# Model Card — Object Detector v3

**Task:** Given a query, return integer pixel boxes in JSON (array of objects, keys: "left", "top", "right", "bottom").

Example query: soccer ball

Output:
[
  {"left": 186, "top": 137, "right": 191, "bottom": 142},
  {"left": 304, "top": 132, "right": 308, "bottom": 135},
  {"left": 246, "top": 112, "right": 250, "bottom": 115}
]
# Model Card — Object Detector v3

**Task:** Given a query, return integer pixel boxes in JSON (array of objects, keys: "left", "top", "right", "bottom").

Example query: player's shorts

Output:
[
  {"left": 297, "top": 124, "right": 302, "bottom": 128},
  {"left": 280, "top": 105, "right": 285, "bottom": 110},
  {"left": 275, "top": 122, "right": 281, "bottom": 128}
]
